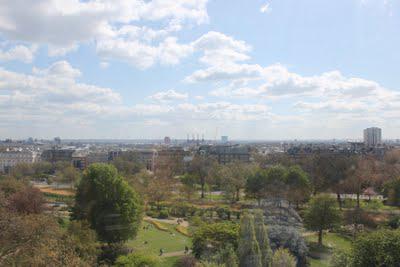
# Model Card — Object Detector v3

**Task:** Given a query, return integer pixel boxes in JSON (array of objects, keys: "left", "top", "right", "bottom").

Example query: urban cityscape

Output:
[{"left": 1, "top": 1, "right": 400, "bottom": 267}]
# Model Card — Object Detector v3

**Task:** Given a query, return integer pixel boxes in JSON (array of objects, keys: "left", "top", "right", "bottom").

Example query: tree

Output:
[
  {"left": 66, "top": 220, "right": 99, "bottom": 265},
  {"left": 192, "top": 222, "right": 239, "bottom": 259},
  {"left": 7, "top": 186, "right": 45, "bottom": 214},
  {"left": 238, "top": 213, "right": 262, "bottom": 267},
  {"left": 72, "top": 163, "right": 143, "bottom": 243},
  {"left": 271, "top": 248, "right": 296, "bottom": 267},
  {"left": 0, "top": 211, "right": 90, "bottom": 266},
  {"left": 188, "top": 155, "right": 216, "bottom": 199},
  {"left": 180, "top": 173, "right": 198, "bottom": 201},
  {"left": 384, "top": 177, "right": 400, "bottom": 206},
  {"left": 352, "top": 229, "right": 400, "bottom": 267},
  {"left": 285, "top": 165, "right": 312, "bottom": 207},
  {"left": 342, "top": 157, "right": 373, "bottom": 208},
  {"left": 60, "top": 166, "right": 80, "bottom": 187},
  {"left": 221, "top": 162, "right": 254, "bottom": 202},
  {"left": 0, "top": 177, "right": 26, "bottom": 197},
  {"left": 246, "top": 169, "right": 267, "bottom": 206},
  {"left": 265, "top": 166, "right": 287, "bottom": 200},
  {"left": 146, "top": 177, "right": 173, "bottom": 210},
  {"left": 304, "top": 195, "right": 341, "bottom": 246},
  {"left": 254, "top": 210, "right": 272, "bottom": 267}
]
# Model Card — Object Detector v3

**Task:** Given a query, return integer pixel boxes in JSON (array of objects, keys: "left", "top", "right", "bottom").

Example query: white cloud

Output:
[
  {"left": 0, "top": 44, "right": 37, "bottom": 63},
  {"left": 149, "top": 89, "right": 188, "bottom": 102},
  {"left": 0, "top": 0, "right": 209, "bottom": 61},
  {"left": 99, "top": 61, "right": 109, "bottom": 69},
  {"left": 260, "top": 3, "right": 271, "bottom": 13}
]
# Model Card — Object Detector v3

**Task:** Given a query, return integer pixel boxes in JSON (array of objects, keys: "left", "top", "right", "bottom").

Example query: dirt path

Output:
[
  {"left": 145, "top": 217, "right": 189, "bottom": 227},
  {"left": 162, "top": 250, "right": 191, "bottom": 257}
]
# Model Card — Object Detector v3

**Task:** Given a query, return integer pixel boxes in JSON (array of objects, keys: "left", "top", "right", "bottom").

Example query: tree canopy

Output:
[{"left": 72, "top": 163, "right": 143, "bottom": 243}]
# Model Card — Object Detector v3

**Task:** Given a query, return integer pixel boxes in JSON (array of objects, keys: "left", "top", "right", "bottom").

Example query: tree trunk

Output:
[
  {"left": 318, "top": 229, "right": 323, "bottom": 246},
  {"left": 356, "top": 192, "right": 360, "bottom": 208},
  {"left": 235, "top": 188, "right": 240, "bottom": 202},
  {"left": 337, "top": 193, "right": 342, "bottom": 210},
  {"left": 201, "top": 182, "right": 205, "bottom": 199}
]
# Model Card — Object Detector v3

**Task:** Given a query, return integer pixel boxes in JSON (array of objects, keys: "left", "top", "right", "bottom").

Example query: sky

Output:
[{"left": 0, "top": 0, "right": 399, "bottom": 140}]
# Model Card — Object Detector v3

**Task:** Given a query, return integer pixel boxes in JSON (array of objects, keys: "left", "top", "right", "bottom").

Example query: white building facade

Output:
[
  {"left": 0, "top": 150, "right": 40, "bottom": 173},
  {"left": 363, "top": 127, "right": 382, "bottom": 147}
]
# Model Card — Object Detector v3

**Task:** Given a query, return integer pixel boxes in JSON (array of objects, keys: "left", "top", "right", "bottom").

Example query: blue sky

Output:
[{"left": 0, "top": 0, "right": 399, "bottom": 140}]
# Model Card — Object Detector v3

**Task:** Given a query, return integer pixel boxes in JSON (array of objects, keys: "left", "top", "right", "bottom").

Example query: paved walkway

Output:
[{"left": 145, "top": 217, "right": 190, "bottom": 227}]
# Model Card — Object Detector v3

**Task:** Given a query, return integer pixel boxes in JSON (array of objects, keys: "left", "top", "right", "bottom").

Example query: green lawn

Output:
[
  {"left": 127, "top": 221, "right": 190, "bottom": 255},
  {"left": 305, "top": 232, "right": 352, "bottom": 267}
]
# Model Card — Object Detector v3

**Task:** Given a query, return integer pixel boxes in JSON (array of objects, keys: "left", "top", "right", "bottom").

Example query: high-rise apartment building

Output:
[{"left": 363, "top": 127, "right": 382, "bottom": 147}]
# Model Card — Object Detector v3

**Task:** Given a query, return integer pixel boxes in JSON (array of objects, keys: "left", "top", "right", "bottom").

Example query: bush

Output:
[
  {"left": 158, "top": 209, "right": 169, "bottom": 219},
  {"left": 272, "top": 248, "right": 296, "bottom": 267},
  {"left": 330, "top": 248, "right": 353, "bottom": 267},
  {"left": 268, "top": 225, "right": 308, "bottom": 265},
  {"left": 173, "top": 255, "right": 198, "bottom": 267},
  {"left": 353, "top": 229, "right": 400, "bottom": 267},
  {"left": 388, "top": 215, "right": 400, "bottom": 229},
  {"left": 115, "top": 251, "right": 161, "bottom": 267}
]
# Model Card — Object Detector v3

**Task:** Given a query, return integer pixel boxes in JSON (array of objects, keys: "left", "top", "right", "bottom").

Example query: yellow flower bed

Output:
[
  {"left": 144, "top": 218, "right": 169, "bottom": 231},
  {"left": 176, "top": 225, "right": 191, "bottom": 237}
]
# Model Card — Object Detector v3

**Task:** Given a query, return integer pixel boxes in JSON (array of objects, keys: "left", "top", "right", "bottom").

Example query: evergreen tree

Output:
[
  {"left": 272, "top": 248, "right": 296, "bottom": 267},
  {"left": 254, "top": 210, "right": 273, "bottom": 267},
  {"left": 238, "top": 213, "right": 262, "bottom": 267}
]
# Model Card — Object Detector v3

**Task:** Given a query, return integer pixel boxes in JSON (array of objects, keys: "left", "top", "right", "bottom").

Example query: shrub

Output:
[
  {"left": 330, "top": 248, "right": 353, "bottom": 267},
  {"left": 158, "top": 209, "right": 169, "bottom": 219},
  {"left": 272, "top": 248, "right": 296, "bottom": 267},
  {"left": 352, "top": 229, "right": 400, "bottom": 267},
  {"left": 115, "top": 251, "right": 161, "bottom": 267},
  {"left": 268, "top": 225, "right": 308, "bottom": 265},
  {"left": 173, "top": 255, "right": 198, "bottom": 267}
]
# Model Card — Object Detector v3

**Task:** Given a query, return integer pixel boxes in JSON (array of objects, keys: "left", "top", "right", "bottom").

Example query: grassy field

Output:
[
  {"left": 305, "top": 232, "right": 352, "bottom": 267},
  {"left": 127, "top": 221, "right": 190, "bottom": 255}
]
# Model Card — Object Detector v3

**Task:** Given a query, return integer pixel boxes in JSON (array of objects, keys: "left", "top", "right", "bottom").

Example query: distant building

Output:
[
  {"left": 87, "top": 152, "right": 109, "bottom": 166},
  {"left": 164, "top": 136, "right": 171, "bottom": 145},
  {"left": 221, "top": 136, "right": 228, "bottom": 143},
  {"left": 41, "top": 148, "right": 75, "bottom": 163},
  {"left": 199, "top": 145, "right": 250, "bottom": 165},
  {"left": 0, "top": 150, "right": 40, "bottom": 173},
  {"left": 364, "top": 127, "right": 382, "bottom": 147},
  {"left": 72, "top": 150, "right": 88, "bottom": 170}
]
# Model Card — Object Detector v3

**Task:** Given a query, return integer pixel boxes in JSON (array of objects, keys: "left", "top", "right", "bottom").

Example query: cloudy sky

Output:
[{"left": 0, "top": 0, "right": 399, "bottom": 140}]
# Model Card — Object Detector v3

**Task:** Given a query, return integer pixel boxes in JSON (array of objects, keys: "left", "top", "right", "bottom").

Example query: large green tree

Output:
[
  {"left": 285, "top": 165, "right": 312, "bottom": 207},
  {"left": 72, "top": 163, "right": 143, "bottom": 243},
  {"left": 352, "top": 229, "right": 400, "bottom": 267},
  {"left": 246, "top": 169, "right": 267, "bottom": 206},
  {"left": 304, "top": 195, "right": 341, "bottom": 246}
]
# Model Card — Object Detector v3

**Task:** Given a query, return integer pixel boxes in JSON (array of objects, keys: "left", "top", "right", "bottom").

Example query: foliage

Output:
[
  {"left": 0, "top": 176, "right": 27, "bottom": 197},
  {"left": 383, "top": 177, "right": 400, "bottom": 206},
  {"left": 271, "top": 248, "right": 296, "bottom": 267},
  {"left": 352, "top": 229, "right": 400, "bottom": 267},
  {"left": 72, "top": 163, "right": 143, "bottom": 243},
  {"left": 238, "top": 213, "right": 262, "bottom": 267},
  {"left": 173, "top": 255, "right": 198, "bottom": 267},
  {"left": 246, "top": 168, "right": 268, "bottom": 205},
  {"left": 67, "top": 220, "right": 99, "bottom": 265},
  {"left": 192, "top": 222, "right": 239, "bottom": 259},
  {"left": 115, "top": 251, "right": 161, "bottom": 267},
  {"left": 254, "top": 210, "right": 273, "bottom": 267},
  {"left": 220, "top": 162, "right": 255, "bottom": 202},
  {"left": 159, "top": 209, "right": 169, "bottom": 219},
  {"left": 187, "top": 155, "right": 216, "bottom": 198},
  {"left": 304, "top": 194, "right": 341, "bottom": 246},
  {"left": 330, "top": 248, "right": 353, "bottom": 267},
  {"left": 180, "top": 173, "right": 198, "bottom": 200},
  {"left": 264, "top": 165, "right": 288, "bottom": 199},
  {"left": 0, "top": 211, "right": 93, "bottom": 266},
  {"left": 285, "top": 165, "right": 312, "bottom": 206},
  {"left": 268, "top": 225, "right": 308, "bottom": 265},
  {"left": 7, "top": 186, "right": 45, "bottom": 214}
]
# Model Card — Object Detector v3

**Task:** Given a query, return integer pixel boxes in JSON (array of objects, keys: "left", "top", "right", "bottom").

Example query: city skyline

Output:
[{"left": 1, "top": 1, "right": 400, "bottom": 139}]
